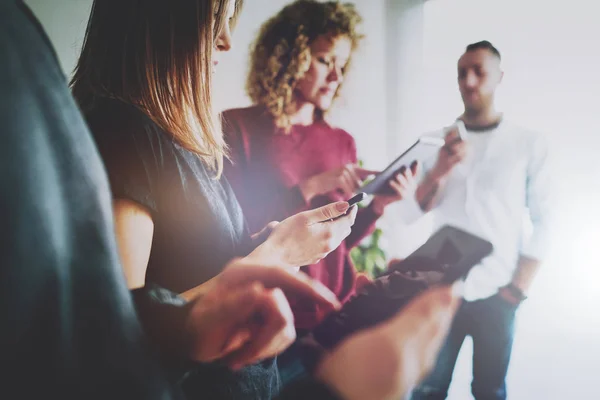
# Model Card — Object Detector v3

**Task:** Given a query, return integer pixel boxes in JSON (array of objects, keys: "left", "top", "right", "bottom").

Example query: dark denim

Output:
[{"left": 411, "top": 294, "right": 518, "bottom": 400}]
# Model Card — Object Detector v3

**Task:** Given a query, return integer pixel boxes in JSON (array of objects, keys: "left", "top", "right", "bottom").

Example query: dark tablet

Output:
[
  {"left": 386, "top": 225, "right": 494, "bottom": 284},
  {"left": 361, "top": 136, "right": 444, "bottom": 195}
]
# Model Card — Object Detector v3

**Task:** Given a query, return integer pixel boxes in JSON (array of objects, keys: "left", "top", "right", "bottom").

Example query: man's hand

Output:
[
  {"left": 416, "top": 129, "right": 468, "bottom": 212},
  {"left": 430, "top": 129, "right": 468, "bottom": 181},
  {"left": 497, "top": 286, "right": 522, "bottom": 306}
]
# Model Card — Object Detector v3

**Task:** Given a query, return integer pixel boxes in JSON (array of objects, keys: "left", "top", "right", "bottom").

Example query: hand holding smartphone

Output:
[
  {"left": 346, "top": 192, "right": 366, "bottom": 208},
  {"left": 444, "top": 119, "right": 467, "bottom": 149},
  {"left": 324, "top": 192, "right": 366, "bottom": 222}
]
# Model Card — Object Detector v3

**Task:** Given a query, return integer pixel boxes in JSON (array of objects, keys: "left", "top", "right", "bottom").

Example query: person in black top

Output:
[
  {"left": 70, "top": 1, "right": 364, "bottom": 398},
  {"left": 1, "top": 1, "right": 461, "bottom": 400},
  {"left": 1, "top": 1, "right": 343, "bottom": 398}
]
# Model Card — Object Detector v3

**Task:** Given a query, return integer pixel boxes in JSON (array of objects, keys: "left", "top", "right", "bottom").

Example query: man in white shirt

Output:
[{"left": 408, "top": 41, "right": 553, "bottom": 400}]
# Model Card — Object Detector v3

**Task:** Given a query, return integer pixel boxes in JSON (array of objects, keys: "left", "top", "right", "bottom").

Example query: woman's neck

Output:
[{"left": 288, "top": 102, "right": 316, "bottom": 126}]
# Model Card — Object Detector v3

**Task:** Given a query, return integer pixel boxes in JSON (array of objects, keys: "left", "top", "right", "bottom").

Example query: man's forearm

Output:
[
  {"left": 415, "top": 172, "right": 444, "bottom": 212},
  {"left": 510, "top": 255, "right": 542, "bottom": 293}
]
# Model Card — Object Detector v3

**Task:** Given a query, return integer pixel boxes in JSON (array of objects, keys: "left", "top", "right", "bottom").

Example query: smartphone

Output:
[
  {"left": 347, "top": 192, "right": 366, "bottom": 207},
  {"left": 455, "top": 119, "right": 467, "bottom": 141},
  {"left": 323, "top": 192, "right": 366, "bottom": 223},
  {"left": 445, "top": 119, "right": 467, "bottom": 145}
]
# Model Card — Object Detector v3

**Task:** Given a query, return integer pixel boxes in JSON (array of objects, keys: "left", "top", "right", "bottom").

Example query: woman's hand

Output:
[
  {"left": 248, "top": 201, "right": 358, "bottom": 269},
  {"left": 251, "top": 221, "right": 280, "bottom": 246},
  {"left": 299, "top": 163, "right": 379, "bottom": 201},
  {"left": 371, "top": 162, "right": 420, "bottom": 215},
  {"left": 184, "top": 259, "right": 341, "bottom": 369}
]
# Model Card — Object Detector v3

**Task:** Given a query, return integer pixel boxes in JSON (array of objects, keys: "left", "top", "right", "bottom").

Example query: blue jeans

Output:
[{"left": 411, "top": 294, "right": 518, "bottom": 400}]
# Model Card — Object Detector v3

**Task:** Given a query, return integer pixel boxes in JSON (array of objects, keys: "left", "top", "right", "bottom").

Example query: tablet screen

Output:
[
  {"left": 361, "top": 136, "right": 444, "bottom": 195},
  {"left": 388, "top": 225, "right": 493, "bottom": 283}
]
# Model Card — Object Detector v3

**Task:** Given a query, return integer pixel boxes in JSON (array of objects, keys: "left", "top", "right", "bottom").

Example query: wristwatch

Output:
[{"left": 503, "top": 283, "right": 528, "bottom": 302}]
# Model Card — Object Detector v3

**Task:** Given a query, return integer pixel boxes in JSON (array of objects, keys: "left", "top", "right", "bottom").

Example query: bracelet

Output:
[{"left": 503, "top": 283, "right": 528, "bottom": 302}]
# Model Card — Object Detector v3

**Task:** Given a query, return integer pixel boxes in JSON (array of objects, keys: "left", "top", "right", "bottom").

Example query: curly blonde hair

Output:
[{"left": 246, "top": 0, "right": 363, "bottom": 131}]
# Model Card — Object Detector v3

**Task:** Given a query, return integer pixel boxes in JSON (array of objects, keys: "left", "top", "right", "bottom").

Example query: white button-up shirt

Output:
[{"left": 400, "top": 120, "right": 554, "bottom": 301}]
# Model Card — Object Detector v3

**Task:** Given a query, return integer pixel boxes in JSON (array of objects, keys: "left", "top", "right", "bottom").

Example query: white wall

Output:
[
  {"left": 24, "top": 0, "right": 92, "bottom": 76},
  {"left": 374, "top": 0, "right": 432, "bottom": 259}
]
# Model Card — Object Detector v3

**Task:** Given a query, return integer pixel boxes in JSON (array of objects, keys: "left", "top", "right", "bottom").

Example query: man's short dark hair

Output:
[{"left": 465, "top": 40, "right": 501, "bottom": 60}]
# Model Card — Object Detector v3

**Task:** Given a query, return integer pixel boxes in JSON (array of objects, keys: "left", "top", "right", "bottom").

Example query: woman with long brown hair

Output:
[{"left": 70, "top": 0, "right": 359, "bottom": 398}]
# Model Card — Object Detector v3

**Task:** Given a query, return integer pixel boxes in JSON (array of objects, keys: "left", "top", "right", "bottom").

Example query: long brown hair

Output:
[
  {"left": 246, "top": 0, "right": 363, "bottom": 131},
  {"left": 71, "top": 0, "right": 243, "bottom": 175}
]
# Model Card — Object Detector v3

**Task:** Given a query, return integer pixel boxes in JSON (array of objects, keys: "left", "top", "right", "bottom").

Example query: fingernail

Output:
[
  {"left": 321, "top": 290, "right": 340, "bottom": 307},
  {"left": 336, "top": 202, "right": 349, "bottom": 212},
  {"left": 327, "top": 288, "right": 341, "bottom": 304},
  {"left": 315, "top": 283, "right": 342, "bottom": 309},
  {"left": 451, "top": 280, "right": 465, "bottom": 298}
]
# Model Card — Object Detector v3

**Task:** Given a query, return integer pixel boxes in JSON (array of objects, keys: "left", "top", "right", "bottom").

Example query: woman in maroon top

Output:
[{"left": 223, "top": 0, "right": 417, "bottom": 331}]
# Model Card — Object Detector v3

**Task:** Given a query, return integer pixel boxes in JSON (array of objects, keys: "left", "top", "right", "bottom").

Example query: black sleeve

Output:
[
  {"left": 93, "top": 116, "right": 164, "bottom": 213},
  {"left": 275, "top": 378, "right": 343, "bottom": 400},
  {"left": 131, "top": 285, "right": 197, "bottom": 384},
  {"left": 130, "top": 284, "right": 346, "bottom": 399}
]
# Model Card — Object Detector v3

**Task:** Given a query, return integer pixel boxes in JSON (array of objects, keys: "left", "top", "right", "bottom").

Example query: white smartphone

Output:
[
  {"left": 455, "top": 119, "right": 467, "bottom": 140},
  {"left": 445, "top": 119, "right": 467, "bottom": 142}
]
